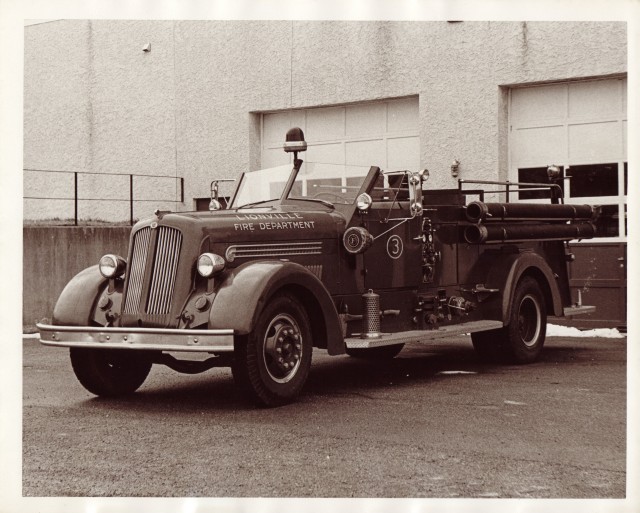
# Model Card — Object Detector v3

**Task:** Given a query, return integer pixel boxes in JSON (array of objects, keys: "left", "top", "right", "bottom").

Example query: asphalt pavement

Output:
[{"left": 22, "top": 334, "right": 626, "bottom": 498}]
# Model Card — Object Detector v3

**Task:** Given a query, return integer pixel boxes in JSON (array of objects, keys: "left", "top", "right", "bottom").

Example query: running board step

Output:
[{"left": 345, "top": 320, "right": 504, "bottom": 349}]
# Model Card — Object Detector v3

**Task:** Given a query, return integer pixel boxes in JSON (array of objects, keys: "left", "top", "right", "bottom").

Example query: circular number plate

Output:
[{"left": 386, "top": 235, "right": 403, "bottom": 259}]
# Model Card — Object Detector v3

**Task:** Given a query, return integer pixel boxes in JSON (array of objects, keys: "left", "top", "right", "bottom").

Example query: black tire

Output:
[
  {"left": 502, "top": 276, "right": 546, "bottom": 363},
  {"left": 232, "top": 293, "right": 312, "bottom": 407},
  {"left": 69, "top": 348, "right": 152, "bottom": 397},
  {"left": 472, "top": 276, "right": 546, "bottom": 364},
  {"left": 345, "top": 343, "right": 405, "bottom": 360}
]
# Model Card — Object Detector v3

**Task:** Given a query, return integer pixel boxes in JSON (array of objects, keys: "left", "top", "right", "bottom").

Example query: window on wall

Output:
[{"left": 509, "top": 77, "right": 627, "bottom": 241}]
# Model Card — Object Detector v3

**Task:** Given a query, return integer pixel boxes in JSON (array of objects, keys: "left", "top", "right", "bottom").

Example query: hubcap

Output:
[
  {"left": 262, "top": 313, "right": 302, "bottom": 383},
  {"left": 518, "top": 294, "right": 541, "bottom": 347}
]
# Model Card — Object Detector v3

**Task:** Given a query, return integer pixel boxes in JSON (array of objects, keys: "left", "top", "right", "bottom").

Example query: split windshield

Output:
[{"left": 231, "top": 162, "right": 371, "bottom": 209}]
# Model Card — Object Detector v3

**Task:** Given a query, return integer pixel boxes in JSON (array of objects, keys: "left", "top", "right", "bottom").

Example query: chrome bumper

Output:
[{"left": 36, "top": 323, "right": 235, "bottom": 353}]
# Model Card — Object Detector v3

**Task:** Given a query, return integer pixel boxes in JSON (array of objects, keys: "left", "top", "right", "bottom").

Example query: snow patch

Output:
[{"left": 546, "top": 324, "right": 624, "bottom": 338}]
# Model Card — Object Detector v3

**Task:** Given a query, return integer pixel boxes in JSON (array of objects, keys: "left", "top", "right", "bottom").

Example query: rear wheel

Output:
[
  {"left": 69, "top": 348, "right": 152, "bottom": 396},
  {"left": 503, "top": 276, "right": 546, "bottom": 363},
  {"left": 232, "top": 293, "right": 312, "bottom": 407},
  {"left": 471, "top": 276, "right": 546, "bottom": 364},
  {"left": 346, "top": 343, "right": 405, "bottom": 360}
]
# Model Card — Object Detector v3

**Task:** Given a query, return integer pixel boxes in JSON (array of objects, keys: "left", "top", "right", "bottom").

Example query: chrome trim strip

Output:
[
  {"left": 36, "top": 323, "right": 235, "bottom": 353},
  {"left": 226, "top": 241, "right": 322, "bottom": 261}
]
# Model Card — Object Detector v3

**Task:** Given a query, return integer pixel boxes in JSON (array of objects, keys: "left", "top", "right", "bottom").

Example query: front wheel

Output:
[
  {"left": 232, "top": 293, "right": 312, "bottom": 407},
  {"left": 69, "top": 348, "right": 152, "bottom": 396}
]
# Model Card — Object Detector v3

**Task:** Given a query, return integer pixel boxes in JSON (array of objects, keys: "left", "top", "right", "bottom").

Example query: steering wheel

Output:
[{"left": 312, "top": 191, "right": 346, "bottom": 202}]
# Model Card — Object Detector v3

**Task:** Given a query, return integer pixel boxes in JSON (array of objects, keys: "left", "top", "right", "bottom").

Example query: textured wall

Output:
[
  {"left": 23, "top": 226, "right": 130, "bottom": 327},
  {"left": 24, "top": 20, "right": 627, "bottom": 220}
]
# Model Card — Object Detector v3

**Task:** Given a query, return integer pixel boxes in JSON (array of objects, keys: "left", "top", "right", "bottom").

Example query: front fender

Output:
[
  {"left": 485, "top": 251, "right": 563, "bottom": 321},
  {"left": 52, "top": 265, "right": 107, "bottom": 326},
  {"left": 209, "top": 260, "right": 344, "bottom": 355}
]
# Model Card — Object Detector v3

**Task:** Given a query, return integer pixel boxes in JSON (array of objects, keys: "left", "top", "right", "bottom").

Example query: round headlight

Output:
[
  {"left": 197, "top": 253, "right": 226, "bottom": 278},
  {"left": 99, "top": 254, "right": 126, "bottom": 278},
  {"left": 356, "top": 192, "right": 372, "bottom": 211}
]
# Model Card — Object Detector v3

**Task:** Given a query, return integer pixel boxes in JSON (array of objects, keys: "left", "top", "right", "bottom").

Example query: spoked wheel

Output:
[
  {"left": 346, "top": 343, "right": 405, "bottom": 360},
  {"left": 232, "top": 293, "right": 312, "bottom": 407},
  {"left": 69, "top": 348, "right": 152, "bottom": 397}
]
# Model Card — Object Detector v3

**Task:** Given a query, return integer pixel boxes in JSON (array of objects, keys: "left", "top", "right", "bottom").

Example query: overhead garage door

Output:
[
  {"left": 509, "top": 77, "right": 627, "bottom": 328},
  {"left": 261, "top": 97, "right": 420, "bottom": 174}
]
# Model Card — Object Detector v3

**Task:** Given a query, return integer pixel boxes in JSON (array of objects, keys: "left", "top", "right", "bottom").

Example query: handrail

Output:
[{"left": 23, "top": 169, "right": 184, "bottom": 226}]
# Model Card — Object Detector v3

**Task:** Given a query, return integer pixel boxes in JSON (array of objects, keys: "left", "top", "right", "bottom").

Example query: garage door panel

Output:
[
  {"left": 387, "top": 136, "right": 420, "bottom": 171},
  {"left": 511, "top": 84, "right": 566, "bottom": 126},
  {"left": 387, "top": 97, "right": 419, "bottom": 132},
  {"left": 346, "top": 139, "right": 386, "bottom": 167},
  {"left": 263, "top": 111, "right": 307, "bottom": 147},
  {"left": 306, "top": 107, "right": 345, "bottom": 141},
  {"left": 346, "top": 103, "right": 386, "bottom": 138},
  {"left": 568, "top": 121, "right": 622, "bottom": 162},
  {"left": 568, "top": 80, "right": 623, "bottom": 119},
  {"left": 511, "top": 126, "right": 565, "bottom": 165},
  {"left": 261, "top": 147, "right": 289, "bottom": 168},
  {"left": 306, "top": 142, "right": 344, "bottom": 165}
]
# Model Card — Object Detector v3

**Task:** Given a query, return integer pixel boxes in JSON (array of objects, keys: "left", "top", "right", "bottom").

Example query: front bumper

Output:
[{"left": 36, "top": 323, "right": 235, "bottom": 353}]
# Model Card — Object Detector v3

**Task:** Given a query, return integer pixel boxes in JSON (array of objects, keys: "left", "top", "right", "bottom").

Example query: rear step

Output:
[{"left": 345, "top": 320, "right": 503, "bottom": 349}]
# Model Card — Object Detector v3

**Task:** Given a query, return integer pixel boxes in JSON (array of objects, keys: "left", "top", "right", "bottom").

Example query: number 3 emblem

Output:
[{"left": 387, "top": 235, "right": 403, "bottom": 259}]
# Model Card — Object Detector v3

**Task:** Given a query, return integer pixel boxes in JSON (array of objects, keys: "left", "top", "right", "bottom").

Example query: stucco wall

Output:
[{"left": 24, "top": 20, "right": 627, "bottom": 221}]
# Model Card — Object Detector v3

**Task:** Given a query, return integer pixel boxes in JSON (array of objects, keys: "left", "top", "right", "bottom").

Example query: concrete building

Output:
[{"left": 23, "top": 20, "right": 627, "bottom": 327}]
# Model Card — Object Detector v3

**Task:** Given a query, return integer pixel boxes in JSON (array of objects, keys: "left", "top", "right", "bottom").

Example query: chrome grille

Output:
[
  {"left": 123, "top": 227, "right": 151, "bottom": 314},
  {"left": 147, "top": 227, "right": 182, "bottom": 315},
  {"left": 225, "top": 241, "right": 322, "bottom": 262},
  {"left": 123, "top": 225, "right": 182, "bottom": 316}
]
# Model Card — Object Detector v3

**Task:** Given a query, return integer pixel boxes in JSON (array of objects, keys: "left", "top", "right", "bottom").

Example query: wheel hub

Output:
[{"left": 263, "top": 314, "right": 302, "bottom": 383}]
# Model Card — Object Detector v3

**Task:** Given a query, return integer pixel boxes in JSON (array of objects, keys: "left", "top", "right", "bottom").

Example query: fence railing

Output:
[{"left": 24, "top": 169, "right": 184, "bottom": 226}]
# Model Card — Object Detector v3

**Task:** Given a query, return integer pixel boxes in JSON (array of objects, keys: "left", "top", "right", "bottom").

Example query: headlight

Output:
[
  {"left": 356, "top": 192, "right": 372, "bottom": 211},
  {"left": 99, "top": 254, "right": 126, "bottom": 278},
  {"left": 197, "top": 253, "right": 226, "bottom": 278}
]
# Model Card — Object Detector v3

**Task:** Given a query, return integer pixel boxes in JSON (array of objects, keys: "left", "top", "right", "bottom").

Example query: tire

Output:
[
  {"left": 345, "top": 343, "right": 405, "bottom": 360},
  {"left": 232, "top": 293, "right": 312, "bottom": 407},
  {"left": 502, "top": 276, "right": 546, "bottom": 364},
  {"left": 69, "top": 348, "right": 152, "bottom": 397},
  {"left": 472, "top": 276, "right": 546, "bottom": 364}
]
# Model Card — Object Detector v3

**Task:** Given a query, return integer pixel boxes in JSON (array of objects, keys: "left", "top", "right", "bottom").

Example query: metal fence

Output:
[{"left": 24, "top": 169, "right": 184, "bottom": 225}]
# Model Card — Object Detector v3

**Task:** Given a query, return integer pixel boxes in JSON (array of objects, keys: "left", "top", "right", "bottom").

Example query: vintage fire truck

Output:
[{"left": 38, "top": 127, "right": 597, "bottom": 406}]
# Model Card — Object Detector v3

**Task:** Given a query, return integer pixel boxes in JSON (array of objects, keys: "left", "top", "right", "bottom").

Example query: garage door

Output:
[
  {"left": 261, "top": 97, "right": 420, "bottom": 175},
  {"left": 509, "top": 77, "right": 627, "bottom": 328},
  {"left": 509, "top": 77, "right": 627, "bottom": 240}
]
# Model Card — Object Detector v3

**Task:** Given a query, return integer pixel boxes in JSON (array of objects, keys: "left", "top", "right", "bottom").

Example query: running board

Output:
[{"left": 345, "top": 320, "right": 503, "bottom": 349}]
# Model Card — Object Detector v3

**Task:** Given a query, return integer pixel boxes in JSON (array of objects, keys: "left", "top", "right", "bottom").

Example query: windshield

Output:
[
  {"left": 288, "top": 162, "right": 371, "bottom": 205},
  {"left": 230, "top": 161, "right": 372, "bottom": 209},
  {"left": 231, "top": 164, "right": 293, "bottom": 208}
]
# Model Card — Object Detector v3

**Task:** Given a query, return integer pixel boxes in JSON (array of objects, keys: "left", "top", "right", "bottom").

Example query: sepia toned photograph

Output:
[{"left": 2, "top": 1, "right": 638, "bottom": 512}]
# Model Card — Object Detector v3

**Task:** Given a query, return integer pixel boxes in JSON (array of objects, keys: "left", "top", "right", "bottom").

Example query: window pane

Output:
[
  {"left": 567, "top": 163, "right": 618, "bottom": 198},
  {"left": 594, "top": 204, "right": 620, "bottom": 237},
  {"left": 624, "top": 162, "right": 628, "bottom": 196},
  {"left": 517, "top": 167, "right": 564, "bottom": 200}
]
